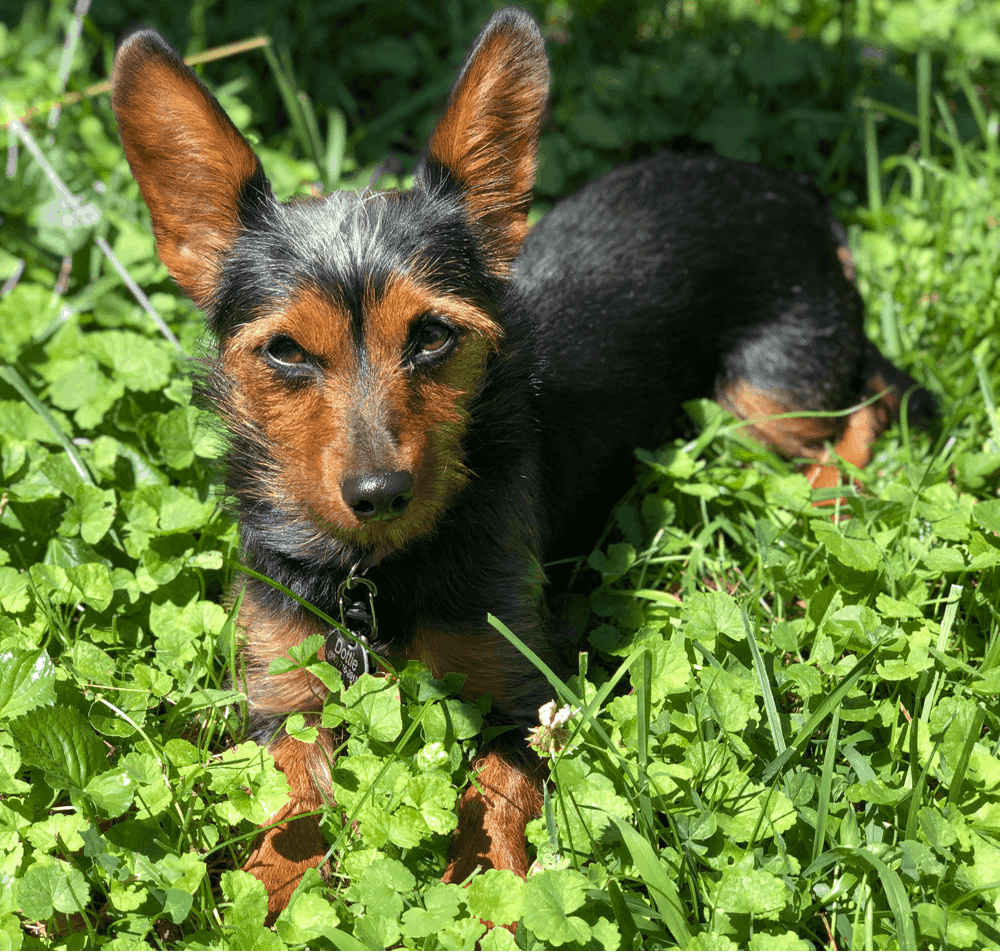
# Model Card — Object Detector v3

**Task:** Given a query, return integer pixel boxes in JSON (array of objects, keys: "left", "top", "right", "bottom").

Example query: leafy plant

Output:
[{"left": 2, "top": 0, "right": 1000, "bottom": 949}]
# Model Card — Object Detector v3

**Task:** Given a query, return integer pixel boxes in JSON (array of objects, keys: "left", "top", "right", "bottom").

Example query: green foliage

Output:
[
  {"left": 56, "top": 0, "right": 983, "bottom": 200},
  {"left": 2, "top": 0, "right": 1000, "bottom": 948}
]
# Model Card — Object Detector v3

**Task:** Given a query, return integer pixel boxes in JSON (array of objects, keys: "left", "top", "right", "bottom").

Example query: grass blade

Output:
[
  {"left": 935, "top": 91, "right": 969, "bottom": 179},
  {"left": 921, "top": 584, "right": 963, "bottom": 722},
  {"left": 811, "top": 707, "right": 840, "bottom": 864},
  {"left": 762, "top": 646, "right": 879, "bottom": 783},
  {"left": 606, "top": 877, "right": 638, "bottom": 950},
  {"left": 610, "top": 816, "right": 692, "bottom": 946},
  {"left": 946, "top": 703, "right": 985, "bottom": 807},
  {"left": 805, "top": 847, "right": 916, "bottom": 950},
  {"left": 0, "top": 364, "right": 93, "bottom": 485},
  {"left": 325, "top": 107, "right": 348, "bottom": 188},
  {"left": 917, "top": 49, "right": 932, "bottom": 160},
  {"left": 635, "top": 648, "right": 654, "bottom": 833},
  {"left": 743, "top": 607, "right": 785, "bottom": 756},
  {"left": 864, "top": 108, "right": 883, "bottom": 219}
]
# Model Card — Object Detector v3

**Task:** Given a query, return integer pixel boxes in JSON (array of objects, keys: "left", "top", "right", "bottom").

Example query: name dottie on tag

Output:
[{"left": 325, "top": 629, "right": 371, "bottom": 685}]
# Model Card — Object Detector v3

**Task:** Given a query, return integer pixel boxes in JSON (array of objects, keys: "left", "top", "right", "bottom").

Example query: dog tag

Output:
[
  {"left": 325, "top": 629, "right": 371, "bottom": 685},
  {"left": 327, "top": 568, "right": 378, "bottom": 685}
]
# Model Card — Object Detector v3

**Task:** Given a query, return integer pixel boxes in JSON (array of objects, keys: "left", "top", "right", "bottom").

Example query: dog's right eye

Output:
[{"left": 263, "top": 336, "right": 308, "bottom": 368}]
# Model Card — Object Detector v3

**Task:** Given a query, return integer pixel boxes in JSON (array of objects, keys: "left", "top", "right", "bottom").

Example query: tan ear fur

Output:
[
  {"left": 427, "top": 8, "right": 549, "bottom": 273},
  {"left": 111, "top": 31, "right": 265, "bottom": 309}
]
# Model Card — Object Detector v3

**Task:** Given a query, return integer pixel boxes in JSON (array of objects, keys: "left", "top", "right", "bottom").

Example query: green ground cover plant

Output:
[{"left": 2, "top": 0, "right": 1000, "bottom": 948}]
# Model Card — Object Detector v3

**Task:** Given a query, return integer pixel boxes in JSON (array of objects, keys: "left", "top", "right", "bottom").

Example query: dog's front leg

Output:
[
  {"left": 410, "top": 624, "right": 551, "bottom": 882},
  {"left": 243, "top": 729, "right": 336, "bottom": 922},
  {"left": 238, "top": 591, "right": 338, "bottom": 921},
  {"left": 443, "top": 751, "right": 544, "bottom": 883}
]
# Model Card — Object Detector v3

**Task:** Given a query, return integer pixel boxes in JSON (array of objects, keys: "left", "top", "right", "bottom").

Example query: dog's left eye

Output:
[
  {"left": 415, "top": 321, "right": 452, "bottom": 355},
  {"left": 411, "top": 321, "right": 458, "bottom": 359}
]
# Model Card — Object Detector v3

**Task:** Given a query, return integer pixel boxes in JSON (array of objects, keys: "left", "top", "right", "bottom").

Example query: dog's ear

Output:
[
  {"left": 112, "top": 31, "right": 269, "bottom": 310},
  {"left": 423, "top": 7, "right": 549, "bottom": 274}
]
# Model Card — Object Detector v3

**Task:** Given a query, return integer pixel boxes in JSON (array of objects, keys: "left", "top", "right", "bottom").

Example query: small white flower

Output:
[
  {"left": 527, "top": 700, "right": 580, "bottom": 755},
  {"left": 539, "top": 701, "right": 576, "bottom": 730}
]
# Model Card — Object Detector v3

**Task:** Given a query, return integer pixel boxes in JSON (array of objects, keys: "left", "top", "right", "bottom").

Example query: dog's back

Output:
[{"left": 517, "top": 150, "right": 935, "bottom": 553}]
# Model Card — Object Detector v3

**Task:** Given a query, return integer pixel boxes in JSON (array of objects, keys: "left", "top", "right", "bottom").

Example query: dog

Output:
[{"left": 111, "top": 6, "right": 935, "bottom": 921}]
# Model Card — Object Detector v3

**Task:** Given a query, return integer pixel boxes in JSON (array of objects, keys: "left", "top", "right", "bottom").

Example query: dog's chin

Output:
[
  {"left": 305, "top": 495, "right": 448, "bottom": 562},
  {"left": 266, "top": 516, "right": 424, "bottom": 571},
  {"left": 336, "top": 518, "right": 430, "bottom": 569}
]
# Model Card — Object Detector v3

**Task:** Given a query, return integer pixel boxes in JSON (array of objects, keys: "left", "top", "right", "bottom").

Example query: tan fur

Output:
[
  {"left": 803, "top": 403, "right": 882, "bottom": 489},
  {"left": 410, "top": 627, "right": 513, "bottom": 708},
  {"left": 111, "top": 35, "right": 261, "bottom": 308},
  {"left": 717, "top": 379, "right": 843, "bottom": 459},
  {"left": 239, "top": 591, "right": 328, "bottom": 715},
  {"left": 243, "top": 729, "right": 339, "bottom": 923},
  {"left": 428, "top": 21, "right": 548, "bottom": 272},
  {"left": 719, "top": 379, "right": 891, "bottom": 490},
  {"left": 442, "top": 752, "right": 544, "bottom": 883}
]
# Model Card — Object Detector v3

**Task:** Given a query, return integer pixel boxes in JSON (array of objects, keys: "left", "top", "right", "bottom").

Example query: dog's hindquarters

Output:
[{"left": 515, "top": 151, "right": 935, "bottom": 549}]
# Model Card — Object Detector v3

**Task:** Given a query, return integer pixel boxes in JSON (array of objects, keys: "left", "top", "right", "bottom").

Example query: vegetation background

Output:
[{"left": 2, "top": 0, "right": 1000, "bottom": 948}]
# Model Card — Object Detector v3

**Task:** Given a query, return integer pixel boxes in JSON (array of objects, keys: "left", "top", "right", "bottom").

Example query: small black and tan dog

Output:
[{"left": 112, "top": 6, "right": 934, "bottom": 920}]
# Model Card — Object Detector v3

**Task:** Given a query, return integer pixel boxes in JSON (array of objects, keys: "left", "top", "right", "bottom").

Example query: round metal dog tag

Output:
[{"left": 325, "top": 630, "right": 371, "bottom": 685}]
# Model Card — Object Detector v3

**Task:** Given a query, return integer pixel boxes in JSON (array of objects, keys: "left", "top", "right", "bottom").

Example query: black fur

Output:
[{"left": 516, "top": 151, "right": 934, "bottom": 553}]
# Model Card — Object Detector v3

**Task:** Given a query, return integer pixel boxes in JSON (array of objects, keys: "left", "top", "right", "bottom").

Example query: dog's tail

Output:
[
  {"left": 829, "top": 214, "right": 937, "bottom": 430},
  {"left": 862, "top": 341, "right": 938, "bottom": 430}
]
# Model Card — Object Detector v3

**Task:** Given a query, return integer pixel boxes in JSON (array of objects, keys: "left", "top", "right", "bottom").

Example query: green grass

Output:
[{"left": 3, "top": 1, "right": 1000, "bottom": 950}]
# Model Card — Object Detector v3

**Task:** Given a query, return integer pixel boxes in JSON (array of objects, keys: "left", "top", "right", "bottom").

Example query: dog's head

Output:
[{"left": 112, "top": 9, "right": 548, "bottom": 566}]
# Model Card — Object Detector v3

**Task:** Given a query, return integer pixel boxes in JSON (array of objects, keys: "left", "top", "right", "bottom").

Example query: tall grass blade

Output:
[
  {"left": 917, "top": 49, "right": 931, "bottom": 160},
  {"left": 606, "top": 878, "right": 639, "bottom": 950},
  {"left": 904, "top": 725, "right": 948, "bottom": 842},
  {"left": 935, "top": 91, "right": 969, "bottom": 179},
  {"left": 805, "top": 847, "right": 916, "bottom": 950},
  {"left": 610, "top": 817, "right": 692, "bottom": 946},
  {"left": 325, "top": 108, "right": 348, "bottom": 188},
  {"left": 946, "top": 704, "right": 985, "bottom": 807},
  {"left": 4, "top": 115, "right": 181, "bottom": 350},
  {"left": 297, "top": 90, "right": 326, "bottom": 174},
  {"left": 921, "top": 584, "right": 962, "bottom": 723},
  {"left": 953, "top": 65, "right": 998, "bottom": 160},
  {"left": 864, "top": 109, "right": 882, "bottom": 218},
  {"left": 263, "top": 44, "right": 316, "bottom": 167},
  {"left": 743, "top": 607, "right": 785, "bottom": 756},
  {"left": 763, "top": 646, "right": 879, "bottom": 783},
  {"left": 636, "top": 648, "right": 654, "bottom": 832},
  {"left": 812, "top": 707, "right": 839, "bottom": 864},
  {"left": 973, "top": 342, "right": 1000, "bottom": 451},
  {"left": 0, "top": 364, "right": 93, "bottom": 485}
]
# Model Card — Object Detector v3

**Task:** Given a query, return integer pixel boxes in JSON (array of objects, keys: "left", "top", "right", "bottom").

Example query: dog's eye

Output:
[
  {"left": 414, "top": 321, "right": 452, "bottom": 355},
  {"left": 263, "top": 336, "right": 307, "bottom": 368}
]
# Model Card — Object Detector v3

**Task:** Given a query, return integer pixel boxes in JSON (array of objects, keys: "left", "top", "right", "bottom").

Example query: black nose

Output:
[{"left": 341, "top": 470, "right": 414, "bottom": 521}]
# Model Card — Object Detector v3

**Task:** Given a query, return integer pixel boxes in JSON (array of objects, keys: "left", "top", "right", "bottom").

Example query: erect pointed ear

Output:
[
  {"left": 424, "top": 7, "right": 549, "bottom": 274},
  {"left": 111, "top": 30, "right": 270, "bottom": 310}
]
